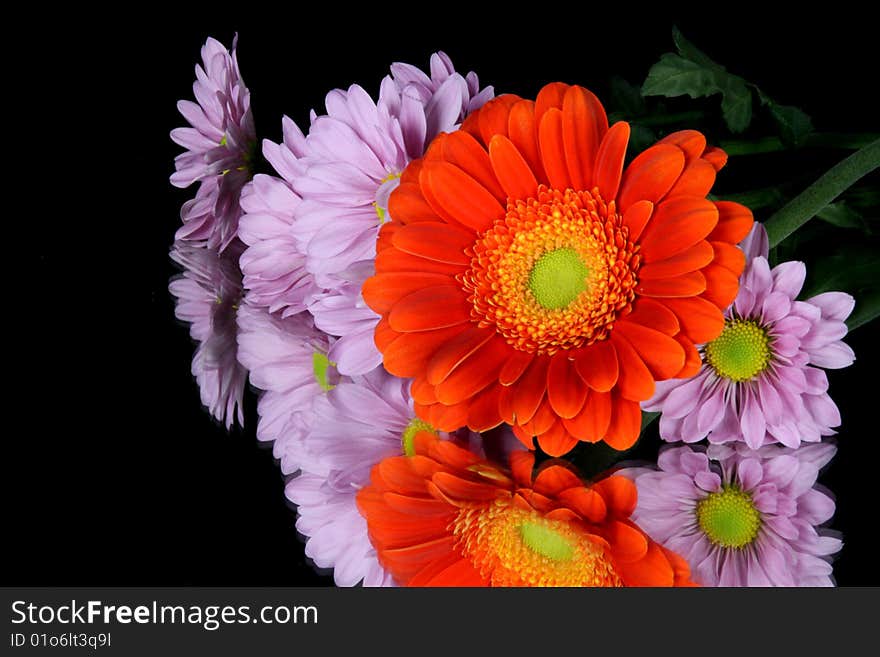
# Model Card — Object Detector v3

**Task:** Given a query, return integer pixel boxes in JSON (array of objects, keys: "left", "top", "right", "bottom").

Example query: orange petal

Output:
[
  {"left": 512, "top": 356, "right": 551, "bottom": 424},
  {"left": 666, "top": 158, "right": 716, "bottom": 198},
  {"left": 562, "top": 85, "right": 607, "bottom": 190},
  {"left": 674, "top": 335, "right": 702, "bottom": 378},
  {"left": 426, "top": 437, "right": 483, "bottom": 469},
  {"left": 617, "top": 144, "right": 685, "bottom": 213},
  {"left": 538, "top": 108, "right": 571, "bottom": 191},
  {"left": 593, "top": 475, "right": 639, "bottom": 518},
  {"left": 363, "top": 272, "right": 456, "bottom": 314},
  {"left": 621, "top": 199, "right": 654, "bottom": 241},
  {"left": 638, "top": 240, "right": 715, "bottom": 279},
  {"left": 562, "top": 388, "right": 612, "bottom": 442},
  {"left": 389, "top": 285, "right": 472, "bottom": 332},
  {"left": 520, "top": 398, "right": 557, "bottom": 437},
  {"left": 374, "top": 315, "right": 400, "bottom": 352},
  {"left": 375, "top": 245, "right": 465, "bottom": 277},
  {"left": 389, "top": 181, "right": 441, "bottom": 224},
  {"left": 547, "top": 352, "right": 589, "bottom": 419},
  {"left": 622, "top": 298, "right": 680, "bottom": 335},
  {"left": 477, "top": 94, "right": 519, "bottom": 145},
  {"left": 498, "top": 384, "right": 516, "bottom": 424},
  {"left": 410, "top": 377, "right": 437, "bottom": 405},
  {"left": 533, "top": 462, "right": 583, "bottom": 495},
  {"left": 383, "top": 492, "right": 455, "bottom": 517},
  {"left": 661, "top": 296, "right": 725, "bottom": 344},
  {"left": 426, "top": 327, "right": 495, "bottom": 385},
  {"left": 610, "top": 333, "right": 655, "bottom": 401},
  {"left": 408, "top": 551, "right": 470, "bottom": 587},
  {"left": 574, "top": 339, "right": 618, "bottom": 392},
  {"left": 434, "top": 337, "right": 511, "bottom": 405},
  {"left": 708, "top": 201, "right": 754, "bottom": 243},
  {"left": 499, "top": 350, "right": 534, "bottom": 386},
  {"left": 618, "top": 542, "right": 674, "bottom": 587},
  {"left": 605, "top": 520, "right": 649, "bottom": 562},
  {"left": 594, "top": 121, "right": 630, "bottom": 200},
  {"left": 509, "top": 450, "right": 536, "bottom": 486},
  {"left": 507, "top": 99, "right": 547, "bottom": 184},
  {"left": 422, "top": 161, "right": 506, "bottom": 233},
  {"left": 440, "top": 130, "right": 506, "bottom": 202},
  {"left": 400, "top": 158, "right": 424, "bottom": 185},
  {"left": 614, "top": 322, "right": 686, "bottom": 380},
  {"left": 391, "top": 221, "right": 474, "bottom": 265},
  {"left": 536, "top": 421, "right": 579, "bottom": 457},
  {"left": 636, "top": 271, "right": 707, "bottom": 298},
  {"left": 710, "top": 241, "right": 746, "bottom": 276},
  {"left": 421, "top": 556, "right": 487, "bottom": 587},
  {"left": 489, "top": 134, "right": 539, "bottom": 201},
  {"left": 639, "top": 196, "right": 719, "bottom": 262},
  {"left": 701, "top": 262, "right": 740, "bottom": 309},
  {"left": 557, "top": 487, "right": 608, "bottom": 523},
  {"left": 534, "top": 82, "right": 568, "bottom": 124},
  {"left": 376, "top": 457, "right": 431, "bottom": 496},
  {"left": 432, "top": 472, "right": 503, "bottom": 501},
  {"left": 416, "top": 400, "right": 470, "bottom": 433},
  {"left": 604, "top": 395, "right": 642, "bottom": 450},
  {"left": 383, "top": 325, "right": 468, "bottom": 377},
  {"left": 466, "top": 382, "right": 504, "bottom": 432},
  {"left": 658, "top": 130, "right": 707, "bottom": 164},
  {"left": 702, "top": 146, "right": 728, "bottom": 172}
]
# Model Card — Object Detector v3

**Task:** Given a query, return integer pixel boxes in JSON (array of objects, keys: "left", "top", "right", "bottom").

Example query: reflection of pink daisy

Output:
[
  {"left": 169, "top": 241, "right": 247, "bottom": 429},
  {"left": 171, "top": 36, "right": 256, "bottom": 251},
  {"left": 238, "top": 52, "right": 492, "bottom": 375},
  {"left": 285, "top": 367, "right": 486, "bottom": 587},
  {"left": 621, "top": 442, "right": 841, "bottom": 586},
  {"left": 645, "top": 224, "right": 855, "bottom": 448},
  {"left": 235, "top": 304, "right": 341, "bottom": 474}
]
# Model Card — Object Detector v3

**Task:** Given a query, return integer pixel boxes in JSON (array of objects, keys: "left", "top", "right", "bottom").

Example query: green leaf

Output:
[
  {"left": 672, "top": 25, "right": 720, "bottom": 69},
  {"left": 642, "top": 53, "right": 724, "bottom": 99},
  {"left": 816, "top": 202, "right": 865, "bottom": 229},
  {"left": 609, "top": 76, "right": 646, "bottom": 117},
  {"left": 765, "top": 138, "right": 880, "bottom": 247},
  {"left": 848, "top": 288, "right": 880, "bottom": 331},
  {"left": 768, "top": 102, "right": 814, "bottom": 146},
  {"left": 720, "top": 82, "right": 753, "bottom": 133}
]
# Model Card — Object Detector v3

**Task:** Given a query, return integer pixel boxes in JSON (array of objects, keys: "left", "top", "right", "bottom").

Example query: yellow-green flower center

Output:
[
  {"left": 696, "top": 485, "right": 761, "bottom": 548},
  {"left": 518, "top": 520, "right": 575, "bottom": 561},
  {"left": 312, "top": 352, "right": 336, "bottom": 392},
  {"left": 400, "top": 418, "right": 436, "bottom": 456},
  {"left": 704, "top": 319, "right": 771, "bottom": 382},
  {"left": 527, "top": 247, "right": 591, "bottom": 310}
]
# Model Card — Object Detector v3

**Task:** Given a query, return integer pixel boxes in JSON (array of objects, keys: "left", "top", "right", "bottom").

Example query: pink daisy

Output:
[
  {"left": 171, "top": 35, "right": 256, "bottom": 251},
  {"left": 169, "top": 241, "right": 247, "bottom": 429},
  {"left": 645, "top": 224, "right": 855, "bottom": 448},
  {"left": 621, "top": 442, "right": 841, "bottom": 586}
]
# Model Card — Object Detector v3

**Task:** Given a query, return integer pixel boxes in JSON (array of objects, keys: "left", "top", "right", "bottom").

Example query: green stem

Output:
[
  {"left": 765, "top": 138, "right": 880, "bottom": 248},
  {"left": 720, "top": 132, "right": 879, "bottom": 156}
]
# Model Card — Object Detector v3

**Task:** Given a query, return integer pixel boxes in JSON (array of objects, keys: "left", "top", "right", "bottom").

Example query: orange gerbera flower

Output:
[
  {"left": 363, "top": 82, "right": 753, "bottom": 455},
  {"left": 356, "top": 431, "right": 695, "bottom": 586}
]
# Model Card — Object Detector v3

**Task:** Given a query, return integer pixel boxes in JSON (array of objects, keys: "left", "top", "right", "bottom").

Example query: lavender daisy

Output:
[
  {"left": 645, "top": 224, "right": 855, "bottom": 448},
  {"left": 171, "top": 35, "right": 256, "bottom": 251},
  {"left": 237, "top": 52, "right": 493, "bottom": 375},
  {"left": 235, "top": 304, "right": 341, "bottom": 474},
  {"left": 169, "top": 241, "right": 247, "bottom": 429},
  {"left": 621, "top": 443, "right": 841, "bottom": 586}
]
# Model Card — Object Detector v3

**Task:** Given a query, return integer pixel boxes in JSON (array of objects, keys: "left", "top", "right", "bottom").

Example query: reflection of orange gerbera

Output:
[
  {"left": 356, "top": 432, "right": 695, "bottom": 586},
  {"left": 363, "top": 83, "right": 753, "bottom": 455}
]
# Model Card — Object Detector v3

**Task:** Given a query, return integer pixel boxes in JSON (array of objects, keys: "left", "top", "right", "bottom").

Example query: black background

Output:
[{"left": 8, "top": 9, "right": 878, "bottom": 586}]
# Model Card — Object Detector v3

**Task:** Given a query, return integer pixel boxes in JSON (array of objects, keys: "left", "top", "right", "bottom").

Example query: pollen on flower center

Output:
[
  {"left": 451, "top": 498, "right": 623, "bottom": 586},
  {"left": 696, "top": 485, "right": 761, "bottom": 548},
  {"left": 705, "top": 319, "right": 772, "bottom": 382},
  {"left": 312, "top": 352, "right": 336, "bottom": 392},
  {"left": 462, "top": 185, "right": 640, "bottom": 355},
  {"left": 400, "top": 418, "right": 436, "bottom": 456}
]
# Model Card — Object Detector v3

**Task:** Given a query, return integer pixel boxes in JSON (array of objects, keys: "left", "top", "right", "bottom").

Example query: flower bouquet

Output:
[{"left": 167, "top": 29, "right": 878, "bottom": 587}]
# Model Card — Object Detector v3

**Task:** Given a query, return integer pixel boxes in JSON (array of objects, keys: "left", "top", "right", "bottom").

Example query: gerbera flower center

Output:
[
  {"left": 400, "top": 418, "right": 436, "bottom": 456},
  {"left": 452, "top": 498, "right": 623, "bottom": 586},
  {"left": 704, "top": 319, "right": 772, "bottom": 382},
  {"left": 463, "top": 185, "right": 640, "bottom": 355},
  {"left": 312, "top": 352, "right": 336, "bottom": 392},
  {"left": 696, "top": 485, "right": 761, "bottom": 548}
]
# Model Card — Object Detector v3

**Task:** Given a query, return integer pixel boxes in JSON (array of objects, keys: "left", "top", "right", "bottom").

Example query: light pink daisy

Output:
[
  {"left": 235, "top": 303, "right": 342, "bottom": 474},
  {"left": 237, "top": 52, "right": 493, "bottom": 375},
  {"left": 171, "top": 35, "right": 256, "bottom": 251},
  {"left": 169, "top": 241, "right": 247, "bottom": 429},
  {"left": 621, "top": 442, "right": 841, "bottom": 586},
  {"left": 645, "top": 224, "right": 855, "bottom": 448}
]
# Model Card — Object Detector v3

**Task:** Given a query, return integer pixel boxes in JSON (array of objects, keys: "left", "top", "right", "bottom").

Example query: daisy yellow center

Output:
[
  {"left": 705, "top": 319, "right": 772, "bottom": 382},
  {"left": 463, "top": 185, "right": 640, "bottom": 355},
  {"left": 400, "top": 418, "right": 436, "bottom": 456},
  {"left": 312, "top": 352, "right": 336, "bottom": 392},
  {"left": 696, "top": 485, "right": 761, "bottom": 549},
  {"left": 374, "top": 172, "right": 402, "bottom": 224},
  {"left": 528, "top": 248, "right": 591, "bottom": 310},
  {"left": 451, "top": 499, "right": 622, "bottom": 586}
]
